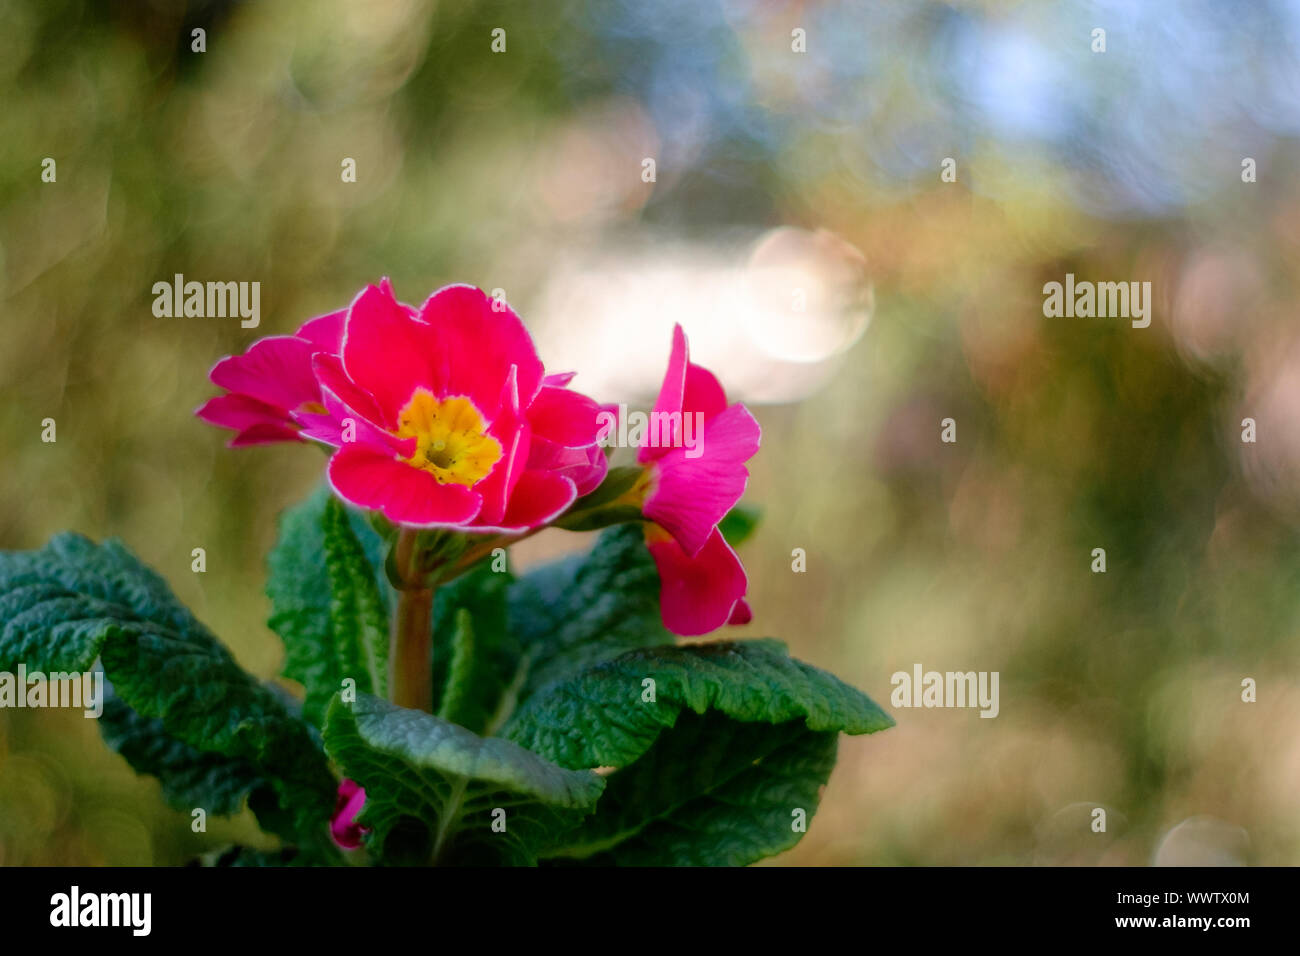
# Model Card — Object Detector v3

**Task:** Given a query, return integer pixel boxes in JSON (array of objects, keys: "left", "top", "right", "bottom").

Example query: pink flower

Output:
[
  {"left": 196, "top": 279, "right": 606, "bottom": 530},
  {"left": 315, "top": 281, "right": 606, "bottom": 530},
  {"left": 330, "top": 778, "right": 369, "bottom": 850},
  {"left": 196, "top": 310, "right": 345, "bottom": 446},
  {"left": 638, "top": 325, "right": 761, "bottom": 635}
]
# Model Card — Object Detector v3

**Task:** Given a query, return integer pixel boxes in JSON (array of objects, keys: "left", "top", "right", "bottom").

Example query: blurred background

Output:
[{"left": 3, "top": 0, "right": 1300, "bottom": 866}]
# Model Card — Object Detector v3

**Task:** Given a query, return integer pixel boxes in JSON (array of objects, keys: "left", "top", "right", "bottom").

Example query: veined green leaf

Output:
[
  {"left": 550, "top": 712, "right": 839, "bottom": 865},
  {"left": 504, "top": 640, "right": 892, "bottom": 866},
  {"left": 0, "top": 533, "right": 340, "bottom": 861},
  {"left": 431, "top": 565, "right": 522, "bottom": 736},
  {"left": 324, "top": 693, "right": 604, "bottom": 865},
  {"left": 506, "top": 639, "right": 893, "bottom": 768},
  {"left": 268, "top": 486, "right": 390, "bottom": 726},
  {"left": 505, "top": 523, "right": 673, "bottom": 707}
]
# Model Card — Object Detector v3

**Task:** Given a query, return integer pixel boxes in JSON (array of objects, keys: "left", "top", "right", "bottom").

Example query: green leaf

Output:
[
  {"left": 268, "top": 486, "right": 391, "bottom": 726},
  {"left": 424, "top": 524, "right": 671, "bottom": 735},
  {"left": 323, "top": 693, "right": 604, "bottom": 865},
  {"left": 323, "top": 495, "right": 389, "bottom": 700},
  {"left": 506, "top": 639, "right": 892, "bottom": 767},
  {"left": 549, "top": 711, "right": 839, "bottom": 866},
  {"left": 436, "top": 608, "right": 477, "bottom": 725},
  {"left": 0, "top": 533, "right": 192, "bottom": 673},
  {"left": 99, "top": 700, "right": 304, "bottom": 850},
  {"left": 505, "top": 523, "right": 673, "bottom": 707},
  {"left": 719, "top": 504, "right": 762, "bottom": 548},
  {"left": 431, "top": 565, "right": 523, "bottom": 736},
  {"left": 426, "top": 524, "right": 671, "bottom": 735},
  {"left": 503, "top": 640, "right": 893, "bottom": 866},
  {"left": 99, "top": 692, "right": 263, "bottom": 816},
  {"left": 0, "top": 533, "right": 340, "bottom": 861}
]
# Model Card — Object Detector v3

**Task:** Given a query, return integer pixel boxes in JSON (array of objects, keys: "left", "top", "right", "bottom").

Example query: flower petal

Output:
[
  {"left": 328, "top": 445, "right": 482, "bottom": 527},
  {"left": 196, "top": 393, "right": 292, "bottom": 434},
  {"left": 472, "top": 367, "right": 529, "bottom": 526},
  {"left": 526, "top": 437, "right": 608, "bottom": 496},
  {"left": 230, "top": 423, "right": 304, "bottom": 446},
  {"left": 209, "top": 335, "right": 319, "bottom": 413},
  {"left": 340, "top": 282, "right": 440, "bottom": 427},
  {"left": 330, "top": 779, "right": 369, "bottom": 850},
  {"left": 496, "top": 470, "right": 578, "bottom": 531},
  {"left": 728, "top": 598, "right": 753, "bottom": 625},
  {"left": 295, "top": 309, "right": 346, "bottom": 351},
  {"left": 643, "top": 402, "right": 761, "bottom": 556},
  {"left": 418, "top": 285, "right": 544, "bottom": 415},
  {"left": 684, "top": 362, "right": 728, "bottom": 420},
  {"left": 639, "top": 323, "right": 688, "bottom": 464},
  {"left": 526, "top": 385, "right": 604, "bottom": 448},
  {"left": 294, "top": 408, "right": 345, "bottom": 447},
  {"left": 314, "top": 363, "right": 414, "bottom": 456},
  {"left": 313, "top": 353, "right": 388, "bottom": 428},
  {"left": 645, "top": 526, "right": 748, "bottom": 636}
]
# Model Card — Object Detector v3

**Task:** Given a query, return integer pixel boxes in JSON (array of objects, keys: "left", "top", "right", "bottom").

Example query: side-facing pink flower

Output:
[
  {"left": 330, "top": 778, "right": 369, "bottom": 850},
  {"left": 196, "top": 309, "right": 345, "bottom": 446},
  {"left": 638, "top": 325, "right": 761, "bottom": 635},
  {"left": 315, "top": 281, "right": 606, "bottom": 530}
]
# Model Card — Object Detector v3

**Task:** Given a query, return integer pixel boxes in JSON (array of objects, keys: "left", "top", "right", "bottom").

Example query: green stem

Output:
[
  {"left": 388, "top": 523, "right": 549, "bottom": 712},
  {"left": 390, "top": 528, "right": 435, "bottom": 712}
]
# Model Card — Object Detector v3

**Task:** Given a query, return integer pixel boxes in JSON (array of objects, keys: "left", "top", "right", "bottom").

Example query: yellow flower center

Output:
[{"left": 396, "top": 389, "right": 502, "bottom": 487}]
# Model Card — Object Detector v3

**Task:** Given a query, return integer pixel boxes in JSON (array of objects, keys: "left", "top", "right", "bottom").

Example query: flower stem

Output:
[
  {"left": 387, "top": 524, "right": 549, "bottom": 711},
  {"left": 390, "top": 528, "right": 435, "bottom": 712}
]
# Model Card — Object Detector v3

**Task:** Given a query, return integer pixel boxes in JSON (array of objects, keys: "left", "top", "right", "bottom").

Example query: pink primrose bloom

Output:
[
  {"left": 198, "top": 279, "right": 606, "bottom": 531},
  {"left": 315, "top": 281, "right": 605, "bottom": 530},
  {"left": 330, "top": 778, "right": 369, "bottom": 850},
  {"left": 638, "top": 325, "right": 760, "bottom": 635}
]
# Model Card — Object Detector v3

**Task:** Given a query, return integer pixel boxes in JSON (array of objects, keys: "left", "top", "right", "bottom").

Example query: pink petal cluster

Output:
[
  {"left": 638, "top": 325, "right": 762, "bottom": 635},
  {"left": 199, "top": 280, "right": 607, "bottom": 530},
  {"left": 196, "top": 311, "right": 344, "bottom": 446},
  {"left": 330, "top": 778, "right": 369, "bottom": 850}
]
